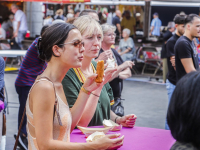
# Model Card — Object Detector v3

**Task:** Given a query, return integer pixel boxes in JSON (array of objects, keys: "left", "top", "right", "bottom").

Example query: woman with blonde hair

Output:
[
  {"left": 62, "top": 16, "right": 137, "bottom": 128},
  {"left": 26, "top": 22, "right": 124, "bottom": 149}
]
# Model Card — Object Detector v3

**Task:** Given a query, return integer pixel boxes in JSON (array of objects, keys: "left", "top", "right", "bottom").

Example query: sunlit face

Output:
[
  {"left": 102, "top": 29, "right": 116, "bottom": 46},
  {"left": 189, "top": 17, "right": 200, "bottom": 38},
  {"left": 59, "top": 29, "right": 84, "bottom": 68},
  {"left": 176, "top": 24, "right": 185, "bottom": 36},
  {"left": 82, "top": 29, "right": 102, "bottom": 59}
]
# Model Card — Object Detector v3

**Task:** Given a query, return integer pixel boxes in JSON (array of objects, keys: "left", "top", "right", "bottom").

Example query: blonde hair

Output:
[{"left": 73, "top": 15, "right": 103, "bottom": 40}]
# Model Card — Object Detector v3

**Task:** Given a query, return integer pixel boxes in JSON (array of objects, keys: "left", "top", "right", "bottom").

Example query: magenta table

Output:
[{"left": 70, "top": 126, "right": 175, "bottom": 150}]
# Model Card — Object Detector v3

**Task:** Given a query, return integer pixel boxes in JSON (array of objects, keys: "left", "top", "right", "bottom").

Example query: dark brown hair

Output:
[{"left": 37, "top": 23, "right": 76, "bottom": 62}]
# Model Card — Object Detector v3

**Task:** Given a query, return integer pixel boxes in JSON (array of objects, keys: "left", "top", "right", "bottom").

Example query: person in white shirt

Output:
[
  {"left": 0, "top": 19, "right": 10, "bottom": 50},
  {"left": 11, "top": 4, "right": 27, "bottom": 49}
]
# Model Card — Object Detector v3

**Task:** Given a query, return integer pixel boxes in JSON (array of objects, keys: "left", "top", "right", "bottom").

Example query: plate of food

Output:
[
  {"left": 103, "top": 119, "right": 122, "bottom": 131},
  {"left": 86, "top": 131, "right": 105, "bottom": 142},
  {"left": 77, "top": 126, "right": 111, "bottom": 137}
]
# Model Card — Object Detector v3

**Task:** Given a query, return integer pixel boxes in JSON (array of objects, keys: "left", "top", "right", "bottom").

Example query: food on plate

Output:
[
  {"left": 86, "top": 131, "right": 105, "bottom": 142},
  {"left": 77, "top": 126, "right": 111, "bottom": 137},
  {"left": 103, "top": 119, "right": 122, "bottom": 131}
]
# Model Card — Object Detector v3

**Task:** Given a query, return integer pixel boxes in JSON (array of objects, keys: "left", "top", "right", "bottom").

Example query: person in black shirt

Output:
[
  {"left": 112, "top": 10, "right": 121, "bottom": 41},
  {"left": 161, "top": 21, "right": 175, "bottom": 83},
  {"left": 165, "top": 14, "right": 185, "bottom": 130},
  {"left": 175, "top": 14, "right": 200, "bottom": 82}
]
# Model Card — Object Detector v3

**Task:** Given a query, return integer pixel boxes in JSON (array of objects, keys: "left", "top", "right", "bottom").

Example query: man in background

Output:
[
  {"left": 161, "top": 21, "right": 176, "bottom": 83},
  {"left": 121, "top": 10, "right": 136, "bottom": 39},
  {"left": 149, "top": 12, "right": 162, "bottom": 37},
  {"left": 165, "top": 14, "right": 185, "bottom": 130},
  {"left": 11, "top": 4, "right": 27, "bottom": 49},
  {"left": 175, "top": 14, "right": 200, "bottom": 82},
  {"left": 112, "top": 10, "right": 121, "bottom": 41}
]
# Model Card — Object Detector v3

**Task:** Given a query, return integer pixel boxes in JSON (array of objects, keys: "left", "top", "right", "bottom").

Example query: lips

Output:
[
  {"left": 78, "top": 56, "right": 83, "bottom": 61},
  {"left": 91, "top": 49, "right": 99, "bottom": 52}
]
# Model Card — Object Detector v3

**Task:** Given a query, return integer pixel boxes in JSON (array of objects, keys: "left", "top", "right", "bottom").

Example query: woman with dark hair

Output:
[
  {"left": 26, "top": 22, "right": 124, "bottom": 150},
  {"left": 14, "top": 25, "right": 49, "bottom": 150},
  {"left": 167, "top": 71, "right": 200, "bottom": 150}
]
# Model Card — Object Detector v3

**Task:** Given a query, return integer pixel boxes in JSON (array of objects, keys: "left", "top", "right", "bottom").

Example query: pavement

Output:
[{"left": 4, "top": 73, "right": 168, "bottom": 149}]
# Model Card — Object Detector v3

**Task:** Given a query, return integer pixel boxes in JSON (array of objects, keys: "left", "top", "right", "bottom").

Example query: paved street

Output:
[{"left": 4, "top": 73, "right": 168, "bottom": 149}]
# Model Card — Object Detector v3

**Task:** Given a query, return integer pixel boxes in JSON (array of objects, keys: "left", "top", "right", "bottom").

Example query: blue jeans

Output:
[
  {"left": 165, "top": 79, "right": 176, "bottom": 130},
  {"left": 15, "top": 85, "right": 31, "bottom": 136},
  {"left": 16, "top": 30, "right": 26, "bottom": 49}
]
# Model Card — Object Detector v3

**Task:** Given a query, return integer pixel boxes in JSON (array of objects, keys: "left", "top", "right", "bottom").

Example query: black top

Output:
[
  {"left": 112, "top": 16, "right": 121, "bottom": 36},
  {"left": 175, "top": 36, "right": 199, "bottom": 82},
  {"left": 161, "top": 30, "right": 173, "bottom": 58},
  {"left": 99, "top": 48, "right": 124, "bottom": 98},
  {"left": 166, "top": 34, "right": 180, "bottom": 85}
]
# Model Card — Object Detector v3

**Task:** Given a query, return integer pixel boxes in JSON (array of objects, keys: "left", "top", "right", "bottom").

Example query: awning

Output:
[{"left": 6, "top": 0, "right": 90, "bottom": 3}]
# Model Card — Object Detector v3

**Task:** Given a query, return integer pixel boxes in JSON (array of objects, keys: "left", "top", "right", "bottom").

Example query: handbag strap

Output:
[
  {"left": 13, "top": 107, "right": 26, "bottom": 150},
  {"left": 13, "top": 76, "right": 62, "bottom": 150}
]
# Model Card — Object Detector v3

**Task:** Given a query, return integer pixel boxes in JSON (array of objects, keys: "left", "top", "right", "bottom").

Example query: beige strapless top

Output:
[{"left": 26, "top": 78, "right": 72, "bottom": 150}]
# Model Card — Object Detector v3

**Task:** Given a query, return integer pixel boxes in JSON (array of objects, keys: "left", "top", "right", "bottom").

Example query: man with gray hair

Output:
[{"left": 11, "top": 4, "right": 27, "bottom": 49}]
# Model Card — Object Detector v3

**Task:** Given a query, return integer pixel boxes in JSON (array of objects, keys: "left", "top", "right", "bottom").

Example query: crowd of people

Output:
[
  {"left": 43, "top": 8, "right": 141, "bottom": 62},
  {"left": 1, "top": 3, "right": 200, "bottom": 150},
  {"left": 0, "top": 9, "right": 137, "bottom": 150},
  {"left": 162, "top": 13, "right": 200, "bottom": 149}
]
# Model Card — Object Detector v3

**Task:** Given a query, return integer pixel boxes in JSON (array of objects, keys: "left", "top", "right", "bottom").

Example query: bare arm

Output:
[
  {"left": 118, "top": 49, "right": 122, "bottom": 53},
  {"left": 170, "top": 56, "right": 176, "bottom": 70},
  {"left": 149, "top": 26, "right": 154, "bottom": 36},
  {"left": 181, "top": 58, "right": 196, "bottom": 73},
  {"left": 73, "top": 68, "right": 117, "bottom": 127},
  {"left": 32, "top": 81, "right": 92, "bottom": 149},
  {"left": 32, "top": 81, "right": 124, "bottom": 150},
  {"left": 118, "top": 68, "right": 132, "bottom": 80},
  {"left": 108, "top": 61, "right": 134, "bottom": 82},
  {"left": 110, "top": 110, "right": 137, "bottom": 128},
  {"left": 74, "top": 85, "right": 103, "bottom": 127},
  {"left": 120, "top": 47, "right": 132, "bottom": 55}
]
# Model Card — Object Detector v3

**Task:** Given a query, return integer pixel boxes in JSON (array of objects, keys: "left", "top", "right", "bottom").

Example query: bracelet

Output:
[
  {"left": 81, "top": 86, "right": 91, "bottom": 95},
  {"left": 91, "top": 92, "right": 100, "bottom": 97},
  {"left": 115, "top": 116, "right": 119, "bottom": 123}
]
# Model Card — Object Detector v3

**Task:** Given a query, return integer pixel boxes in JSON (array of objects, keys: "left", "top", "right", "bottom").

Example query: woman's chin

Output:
[
  {"left": 73, "top": 62, "right": 82, "bottom": 68},
  {"left": 92, "top": 53, "right": 99, "bottom": 59}
]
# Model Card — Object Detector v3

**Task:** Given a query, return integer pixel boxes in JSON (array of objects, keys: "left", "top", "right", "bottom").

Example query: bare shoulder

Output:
[{"left": 30, "top": 80, "right": 55, "bottom": 105}]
